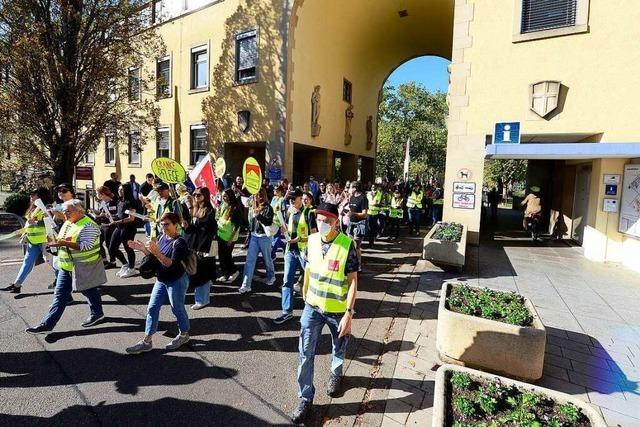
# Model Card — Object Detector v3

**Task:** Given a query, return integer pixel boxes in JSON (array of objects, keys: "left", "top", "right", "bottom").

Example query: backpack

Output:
[{"left": 172, "top": 239, "right": 199, "bottom": 276}]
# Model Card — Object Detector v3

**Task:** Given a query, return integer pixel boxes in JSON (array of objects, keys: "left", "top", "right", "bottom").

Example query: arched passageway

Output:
[{"left": 286, "top": 0, "right": 454, "bottom": 183}]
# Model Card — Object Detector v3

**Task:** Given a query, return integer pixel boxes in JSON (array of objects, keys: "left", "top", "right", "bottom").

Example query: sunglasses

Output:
[
  {"left": 160, "top": 222, "right": 172, "bottom": 227},
  {"left": 194, "top": 193, "right": 204, "bottom": 198}
]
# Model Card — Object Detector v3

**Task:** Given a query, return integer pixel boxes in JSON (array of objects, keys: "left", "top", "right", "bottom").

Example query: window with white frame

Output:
[
  {"left": 128, "top": 131, "right": 141, "bottom": 165},
  {"left": 156, "top": 56, "right": 171, "bottom": 97},
  {"left": 514, "top": 0, "right": 589, "bottom": 42},
  {"left": 128, "top": 67, "right": 141, "bottom": 101},
  {"left": 190, "top": 125, "right": 207, "bottom": 165},
  {"left": 156, "top": 127, "right": 170, "bottom": 158},
  {"left": 105, "top": 134, "right": 116, "bottom": 164},
  {"left": 191, "top": 45, "right": 208, "bottom": 90},
  {"left": 235, "top": 29, "right": 258, "bottom": 84},
  {"left": 81, "top": 151, "right": 95, "bottom": 165},
  {"left": 152, "top": 0, "right": 164, "bottom": 24}
]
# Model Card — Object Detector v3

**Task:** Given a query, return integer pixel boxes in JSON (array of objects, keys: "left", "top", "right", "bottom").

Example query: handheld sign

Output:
[
  {"left": 215, "top": 157, "right": 226, "bottom": 179},
  {"left": 125, "top": 209, "right": 150, "bottom": 222},
  {"left": 151, "top": 157, "right": 187, "bottom": 184},
  {"left": 243, "top": 157, "right": 262, "bottom": 195}
]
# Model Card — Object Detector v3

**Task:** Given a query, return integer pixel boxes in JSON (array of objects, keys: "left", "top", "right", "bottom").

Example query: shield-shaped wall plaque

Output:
[
  {"left": 529, "top": 81, "right": 561, "bottom": 117},
  {"left": 238, "top": 110, "right": 251, "bottom": 133}
]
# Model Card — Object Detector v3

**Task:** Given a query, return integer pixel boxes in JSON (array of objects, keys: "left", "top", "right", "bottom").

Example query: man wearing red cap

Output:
[{"left": 290, "top": 202, "right": 359, "bottom": 424}]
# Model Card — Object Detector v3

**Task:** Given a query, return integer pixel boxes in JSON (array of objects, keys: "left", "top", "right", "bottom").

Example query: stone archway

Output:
[{"left": 285, "top": 0, "right": 455, "bottom": 182}]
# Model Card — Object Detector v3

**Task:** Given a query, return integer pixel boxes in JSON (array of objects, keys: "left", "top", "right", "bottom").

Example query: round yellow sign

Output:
[
  {"left": 151, "top": 157, "right": 187, "bottom": 184},
  {"left": 242, "top": 157, "right": 262, "bottom": 195},
  {"left": 215, "top": 157, "right": 226, "bottom": 179}
]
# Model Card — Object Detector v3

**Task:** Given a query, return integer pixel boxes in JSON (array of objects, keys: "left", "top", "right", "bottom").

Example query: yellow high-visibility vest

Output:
[
  {"left": 271, "top": 196, "right": 283, "bottom": 226},
  {"left": 25, "top": 209, "right": 47, "bottom": 244},
  {"left": 287, "top": 210, "right": 309, "bottom": 252},
  {"left": 306, "top": 232, "right": 353, "bottom": 313},
  {"left": 406, "top": 191, "right": 424, "bottom": 209},
  {"left": 57, "top": 216, "right": 101, "bottom": 272},
  {"left": 368, "top": 191, "right": 383, "bottom": 215},
  {"left": 389, "top": 198, "right": 404, "bottom": 219}
]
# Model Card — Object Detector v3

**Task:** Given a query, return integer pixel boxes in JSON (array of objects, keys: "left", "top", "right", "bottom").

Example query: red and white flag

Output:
[{"left": 189, "top": 154, "right": 217, "bottom": 202}]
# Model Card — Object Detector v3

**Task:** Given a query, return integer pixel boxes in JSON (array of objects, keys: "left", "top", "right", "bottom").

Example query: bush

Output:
[
  {"left": 3, "top": 192, "right": 30, "bottom": 216},
  {"left": 447, "top": 284, "right": 534, "bottom": 327},
  {"left": 432, "top": 222, "right": 463, "bottom": 242}
]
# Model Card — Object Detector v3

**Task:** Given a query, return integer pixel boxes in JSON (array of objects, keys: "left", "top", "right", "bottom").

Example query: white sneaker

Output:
[
  {"left": 216, "top": 276, "right": 227, "bottom": 283},
  {"left": 120, "top": 267, "right": 137, "bottom": 278},
  {"left": 265, "top": 276, "right": 276, "bottom": 286},
  {"left": 116, "top": 265, "right": 127, "bottom": 277},
  {"left": 165, "top": 333, "right": 190, "bottom": 350},
  {"left": 191, "top": 303, "right": 208, "bottom": 310},
  {"left": 238, "top": 284, "right": 252, "bottom": 294},
  {"left": 227, "top": 271, "right": 240, "bottom": 283}
]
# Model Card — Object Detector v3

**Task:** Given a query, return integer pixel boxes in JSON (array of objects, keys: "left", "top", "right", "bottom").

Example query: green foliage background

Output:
[{"left": 376, "top": 83, "right": 448, "bottom": 182}]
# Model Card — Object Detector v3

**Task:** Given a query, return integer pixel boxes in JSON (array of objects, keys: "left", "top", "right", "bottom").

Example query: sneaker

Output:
[
  {"left": 273, "top": 312, "right": 293, "bottom": 325},
  {"left": 191, "top": 303, "right": 208, "bottom": 310},
  {"left": 326, "top": 373, "right": 342, "bottom": 397},
  {"left": 25, "top": 324, "right": 51, "bottom": 334},
  {"left": 265, "top": 276, "right": 276, "bottom": 286},
  {"left": 290, "top": 399, "right": 312, "bottom": 424},
  {"left": 216, "top": 276, "right": 227, "bottom": 283},
  {"left": 227, "top": 271, "right": 240, "bottom": 283},
  {"left": 116, "top": 265, "right": 127, "bottom": 277},
  {"left": 120, "top": 267, "right": 137, "bottom": 278},
  {"left": 103, "top": 261, "right": 116, "bottom": 269},
  {"left": 165, "top": 333, "right": 190, "bottom": 350},
  {"left": 238, "top": 284, "right": 252, "bottom": 294},
  {"left": 293, "top": 282, "right": 302, "bottom": 295},
  {"left": 1, "top": 284, "right": 21, "bottom": 294},
  {"left": 81, "top": 313, "right": 104, "bottom": 327},
  {"left": 126, "top": 339, "right": 152, "bottom": 355}
]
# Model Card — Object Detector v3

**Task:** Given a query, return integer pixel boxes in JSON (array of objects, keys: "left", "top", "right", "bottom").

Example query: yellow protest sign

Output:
[
  {"left": 151, "top": 157, "right": 187, "bottom": 184},
  {"left": 215, "top": 157, "right": 226, "bottom": 179},
  {"left": 243, "top": 157, "right": 262, "bottom": 195}
]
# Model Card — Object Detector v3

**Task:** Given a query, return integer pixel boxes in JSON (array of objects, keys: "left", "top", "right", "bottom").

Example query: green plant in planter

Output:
[
  {"left": 558, "top": 403, "right": 581, "bottom": 423},
  {"left": 454, "top": 396, "right": 477, "bottom": 418},
  {"left": 432, "top": 222, "right": 463, "bottom": 242},
  {"left": 451, "top": 372, "right": 473, "bottom": 390}
]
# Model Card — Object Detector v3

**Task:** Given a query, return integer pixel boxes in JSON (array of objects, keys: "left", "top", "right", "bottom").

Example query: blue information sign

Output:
[{"left": 494, "top": 122, "right": 521, "bottom": 144}]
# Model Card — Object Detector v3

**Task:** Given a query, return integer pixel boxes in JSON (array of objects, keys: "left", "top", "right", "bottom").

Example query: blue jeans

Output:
[
  {"left": 15, "top": 242, "right": 44, "bottom": 286},
  {"left": 145, "top": 273, "right": 190, "bottom": 336},
  {"left": 408, "top": 208, "right": 422, "bottom": 232},
  {"left": 432, "top": 204, "right": 443, "bottom": 225},
  {"left": 42, "top": 269, "right": 103, "bottom": 330},
  {"left": 194, "top": 280, "right": 212, "bottom": 305},
  {"left": 297, "top": 304, "right": 349, "bottom": 402},
  {"left": 271, "top": 229, "right": 286, "bottom": 259},
  {"left": 282, "top": 250, "right": 305, "bottom": 314},
  {"left": 242, "top": 234, "right": 275, "bottom": 286},
  {"left": 144, "top": 221, "right": 151, "bottom": 237}
]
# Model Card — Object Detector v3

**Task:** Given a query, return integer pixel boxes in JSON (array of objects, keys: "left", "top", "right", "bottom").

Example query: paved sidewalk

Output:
[{"left": 382, "top": 233, "right": 640, "bottom": 427}]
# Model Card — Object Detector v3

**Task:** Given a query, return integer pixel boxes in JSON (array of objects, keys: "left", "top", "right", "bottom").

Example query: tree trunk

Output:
[{"left": 53, "top": 138, "right": 75, "bottom": 185}]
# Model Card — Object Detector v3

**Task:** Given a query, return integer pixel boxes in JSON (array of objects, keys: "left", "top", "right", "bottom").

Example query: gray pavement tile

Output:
[
  {"left": 383, "top": 399, "right": 412, "bottom": 425},
  {"left": 568, "top": 370, "right": 624, "bottom": 394},
  {"left": 536, "top": 376, "right": 589, "bottom": 402},
  {"left": 542, "top": 363, "right": 569, "bottom": 381},
  {"left": 563, "top": 348, "right": 611, "bottom": 370},
  {"left": 601, "top": 407, "right": 640, "bottom": 427},
  {"left": 545, "top": 343, "right": 563, "bottom": 357}
]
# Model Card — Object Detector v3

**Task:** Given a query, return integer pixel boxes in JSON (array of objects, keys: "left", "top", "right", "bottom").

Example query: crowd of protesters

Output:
[{"left": 2, "top": 170, "right": 444, "bottom": 424}]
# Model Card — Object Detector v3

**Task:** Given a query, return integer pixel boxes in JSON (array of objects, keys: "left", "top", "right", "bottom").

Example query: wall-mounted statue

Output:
[
  {"left": 344, "top": 104, "right": 354, "bottom": 146},
  {"left": 311, "top": 85, "right": 321, "bottom": 137},
  {"left": 366, "top": 115, "right": 373, "bottom": 150}
]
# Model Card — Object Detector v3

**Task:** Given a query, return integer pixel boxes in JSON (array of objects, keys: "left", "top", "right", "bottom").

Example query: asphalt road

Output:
[{"left": 0, "top": 232, "right": 417, "bottom": 426}]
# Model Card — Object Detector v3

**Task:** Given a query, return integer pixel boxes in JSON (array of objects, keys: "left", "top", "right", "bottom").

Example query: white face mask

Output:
[{"left": 318, "top": 221, "right": 333, "bottom": 237}]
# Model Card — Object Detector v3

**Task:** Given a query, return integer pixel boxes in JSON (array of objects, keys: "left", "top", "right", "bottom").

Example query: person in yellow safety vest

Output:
[
  {"left": 431, "top": 184, "right": 444, "bottom": 226},
  {"left": 270, "top": 185, "right": 287, "bottom": 260},
  {"left": 2, "top": 188, "right": 53, "bottom": 294},
  {"left": 26, "top": 199, "right": 106, "bottom": 334},
  {"left": 294, "top": 191, "right": 318, "bottom": 292},
  {"left": 216, "top": 189, "right": 242, "bottom": 283},
  {"left": 290, "top": 202, "right": 359, "bottom": 424},
  {"left": 388, "top": 189, "right": 404, "bottom": 240},
  {"left": 151, "top": 182, "right": 184, "bottom": 239},
  {"left": 406, "top": 181, "right": 424, "bottom": 235},
  {"left": 367, "top": 183, "right": 386, "bottom": 246},
  {"left": 273, "top": 189, "right": 309, "bottom": 325}
]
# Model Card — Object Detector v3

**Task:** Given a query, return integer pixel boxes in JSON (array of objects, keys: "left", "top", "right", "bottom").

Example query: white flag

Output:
[{"left": 403, "top": 137, "right": 411, "bottom": 179}]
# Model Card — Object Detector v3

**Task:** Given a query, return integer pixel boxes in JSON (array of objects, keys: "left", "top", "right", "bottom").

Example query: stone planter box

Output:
[
  {"left": 436, "top": 282, "right": 546, "bottom": 381},
  {"left": 432, "top": 364, "right": 607, "bottom": 427},
  {"left": 422, "top": 223, "right": 467, "bottom": 271}
]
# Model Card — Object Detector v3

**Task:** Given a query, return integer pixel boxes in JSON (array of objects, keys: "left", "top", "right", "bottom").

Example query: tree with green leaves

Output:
[
  {"left": 0, "top": 0, "right": 162, "bottom": 184},
  {"left": 376, "top": 83, "right": 447, "bottom": 182},
  {"left": 483, "top": 159, "right": 528, "bottom": 196}
]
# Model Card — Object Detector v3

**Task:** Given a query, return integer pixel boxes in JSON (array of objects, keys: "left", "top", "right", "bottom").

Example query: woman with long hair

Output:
[
  {"left": 187, "top": 186, "right": 217, "bottom": 310},
  {"left": 126, "top": 212, "right": 191, "bottom": 354},
  {"left": 239, "top": 187, "right": 276, "bottom": 294},
  {"left": 2, "top": 187, "right": 53, "bottom": 294},
  {"left": 108, "top": 185, "right": 138, "bottom": 278},
  {"left": 216, "top": 188, "right": 243, "bottom": 283},
  {"left": 93, "top": 186, "right": 119, "bottom": 267}
]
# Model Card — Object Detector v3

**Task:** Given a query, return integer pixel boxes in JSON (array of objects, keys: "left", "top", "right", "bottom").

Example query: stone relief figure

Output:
[
  {"left": 344, "top": 104, "right": 354, "bottom": 146},
  {"left": 366, "top": 115, "right": 373, "bottom": 150},
  {"left": 311, "top": 85, "right": 321, "bottom": 137}
]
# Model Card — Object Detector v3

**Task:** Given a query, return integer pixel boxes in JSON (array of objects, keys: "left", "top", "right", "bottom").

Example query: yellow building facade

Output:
[{"left": 88, "top": 0, "right": 640, "bottom": 269}]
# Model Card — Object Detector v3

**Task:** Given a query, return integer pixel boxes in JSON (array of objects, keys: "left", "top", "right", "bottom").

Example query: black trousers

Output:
[
  {"left": 108, "top": 226, "right": 137, "bottom": 268},
  {"left": 218, "top": 240, "right": 237, "bottom": 277}
]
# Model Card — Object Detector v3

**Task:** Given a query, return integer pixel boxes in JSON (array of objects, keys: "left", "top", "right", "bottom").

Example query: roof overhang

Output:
[{"left": 485, "top": 143, "right": 640, "bottom": 160}]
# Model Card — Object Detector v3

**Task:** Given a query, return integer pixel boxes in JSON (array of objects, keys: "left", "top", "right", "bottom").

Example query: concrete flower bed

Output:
[
  {"left": 436, "top": 282, "right": 546, "bottom": 381},
  {"left": 433, "top": 364, "right": 606, "bottom": 427},
  {"left": 423, "top": 222, "right": 467, "bottom": 271}
]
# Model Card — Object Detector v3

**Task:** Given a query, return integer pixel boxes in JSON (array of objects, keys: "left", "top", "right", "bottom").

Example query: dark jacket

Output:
[
  {"left": 249, "top": 203, "right": 274, "bottom": 235},
  {"left": 187, "top": 206, "right": 217, "bottom": 253}
]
